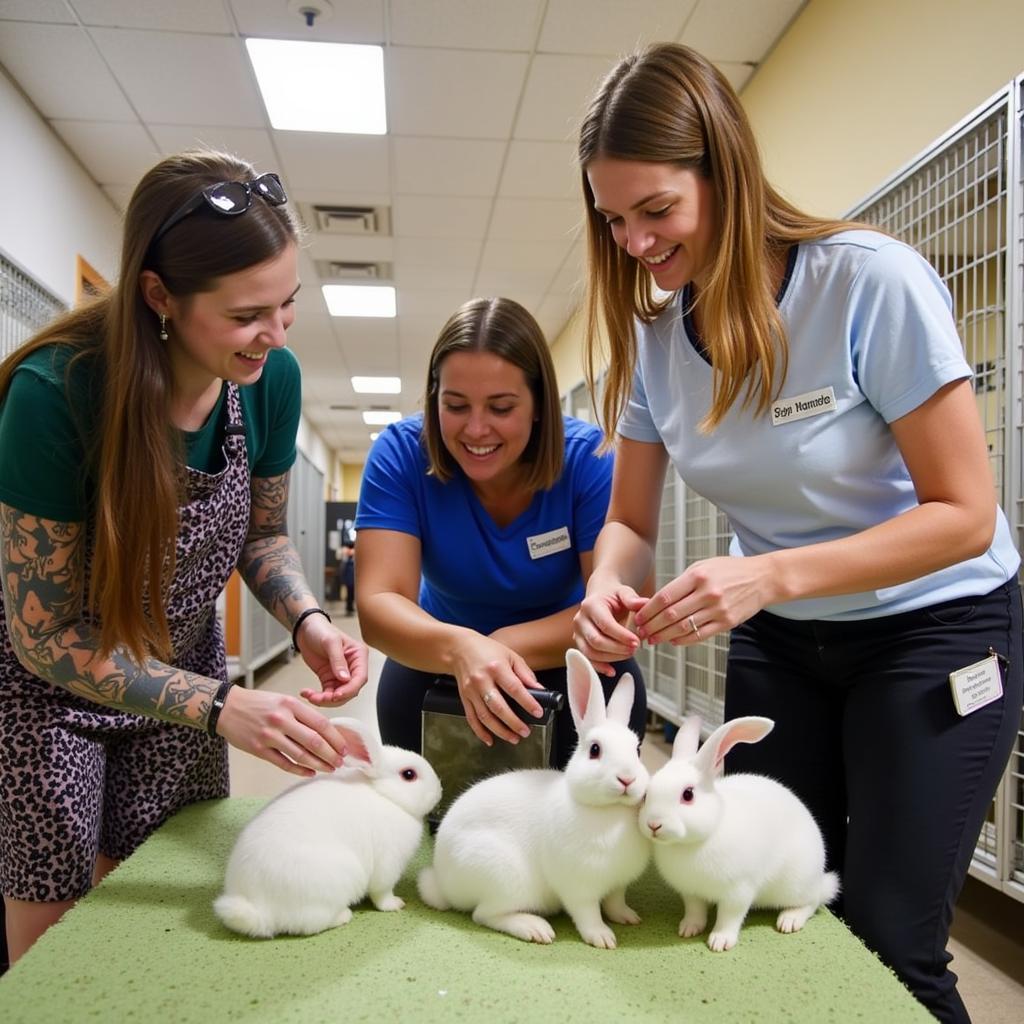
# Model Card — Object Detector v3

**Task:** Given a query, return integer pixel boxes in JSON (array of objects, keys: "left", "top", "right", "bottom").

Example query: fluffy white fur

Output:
[
  {"left": 640, "top": 715, "right": 839, "bottom": 951},
  {"left": 214, "top": 717, "right": 441, "bottom": 938},
  {"left": 418, "top": 649, "right": 651, "bottom": 949}
]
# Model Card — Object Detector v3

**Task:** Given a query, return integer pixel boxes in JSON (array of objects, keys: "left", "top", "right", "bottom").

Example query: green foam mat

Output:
[{"left": 0, "top": 798, "right": 931, "bottom": 1023}]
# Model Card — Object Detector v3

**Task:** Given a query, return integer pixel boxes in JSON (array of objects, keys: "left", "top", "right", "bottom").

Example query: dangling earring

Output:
[{"left": 159, "top": 313, "right": 168, "bottom": 341}]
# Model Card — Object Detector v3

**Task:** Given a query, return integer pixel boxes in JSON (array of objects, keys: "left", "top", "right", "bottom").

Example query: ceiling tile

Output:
[
  {"left": 681, "top": 0, "right": 804, "bottom": 62},
  {"left": 488, "top": 197, "right": 582, "bottom": 241},
  {"left": 514, "top": 54, "right": 611, "bottom": 141},
  {"left": 0, "top": 23, "right": 135, "bottom": 120},
  {"left": 392, "top": 195, "right": 492, "bottom": 239},
  {"left": 90, "top": 28, "right": 265, "bottom": 126},
  {"left": 391, "top": 137, "right": 505, "bottom": 197},
  {"left": 398, "top": 287, "right": 475, "bottom": 318},
  {"left": 387, "top": 46, "right": 528, "bottom": 139},
  {"left": 0, "top": 1, "right": 74, "bottom": 22},
  {"left": 479, "top": 238, "right": 571, "bottom": 273},
  {"left": 101, "top": 184, "right": 135, "bottom": 211},
  {"left": 276, "top": 133, "right": 389, "bottom": 193},
  {"left": 229, "top": 0, "right": 385, "bottom": 43},
  {"left": 388, "top": 0, "right": 544, "bottom": 50},
  {"left": 395, "top": 236, "right": 481, "bottom": 268},
  {"left": 538, "top": 0, "right": 698, "bottom": 55},
  {"left": 393, "top": 263, "right": 476, "bottom": 290},
  {"left": 50, "top": 119, "right": 160, "bottom": 185},
  {"left": 72, "top": 0, "right": 232, "bottom": 32},
  {"left": 149, "top": 125, "right": 277, "bottom": 168},
  {"left": 498, "top": 140, "right": 577, "bottom": 199}
]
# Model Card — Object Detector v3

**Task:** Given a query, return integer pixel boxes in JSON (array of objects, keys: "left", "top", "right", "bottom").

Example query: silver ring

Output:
[
  {"left": 482, "top": 689, "right": 498, "bottom": 706},
  {"left": 688, "top": 615, "right": 703, "bottom": 641}
]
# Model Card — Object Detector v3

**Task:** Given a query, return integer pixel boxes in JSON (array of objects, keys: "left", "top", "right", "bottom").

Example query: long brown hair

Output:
[
  {"left": 578, "top": 43, "right": 867, "bottom": 437},
  {"left": 422, "top": 297, "right": 564, "bottom": 492},
  {"left": 0, "top": 150, "right": 299, "bottom": 661}
]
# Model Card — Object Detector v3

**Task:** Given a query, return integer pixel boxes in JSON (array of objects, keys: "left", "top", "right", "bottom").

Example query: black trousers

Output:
[
  {"left": 724, "top": 579, "right": 1022, "bottom": 1024},
  {"left": 377, "top": 655, "right": 647, "bottom": 770}
]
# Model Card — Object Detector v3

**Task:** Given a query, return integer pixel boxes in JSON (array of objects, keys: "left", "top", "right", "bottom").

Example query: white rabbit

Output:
[
  {"left": 214, "top": 716, "right": 441, "bottom": 938},
  {"left": 417, "top": 649, "right": 651, "bottom": 949},
  {"left": 640, "top": 715, "right": 839, "bottom": 952}
]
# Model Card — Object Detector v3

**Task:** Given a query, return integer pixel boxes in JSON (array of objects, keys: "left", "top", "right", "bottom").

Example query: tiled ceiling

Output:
[{"left": 0, "top": 0, "right": 805, "bottom": 461}]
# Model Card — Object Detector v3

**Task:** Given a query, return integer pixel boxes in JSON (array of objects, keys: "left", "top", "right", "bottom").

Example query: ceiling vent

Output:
[
  {"left": 308, "top": 204, "right": 391, "bottom": 235},
  {"left": 315, "top": 259, "right": 393, "bottom": 281},
  {"left": 329, "top": 404, "right": 356, "bottom": 410}
]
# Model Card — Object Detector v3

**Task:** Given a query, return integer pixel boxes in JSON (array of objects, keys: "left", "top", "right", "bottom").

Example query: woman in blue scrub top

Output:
[
  {"left": 356, "top": 297, "right": 645, "bottom": 767},
  {"left": 571, "top": 43, "right": 1021, "bottom": 1024}
]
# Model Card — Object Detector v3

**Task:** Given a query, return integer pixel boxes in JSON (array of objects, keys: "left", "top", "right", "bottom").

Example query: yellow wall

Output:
[
  {"left": 549, "top": 0, "right": 1024, "bottom": 393},
  {"left": 340, "top": 461, "right": 365, "bottom": 502}
]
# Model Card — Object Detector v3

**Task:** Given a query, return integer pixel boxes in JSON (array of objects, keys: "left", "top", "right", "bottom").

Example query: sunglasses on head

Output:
[{"left": 151, "top": 172, "right": 288, "bottom": 244}]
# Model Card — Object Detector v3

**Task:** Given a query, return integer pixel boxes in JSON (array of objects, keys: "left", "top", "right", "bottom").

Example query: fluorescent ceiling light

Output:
[
  {"left": 246, "top": 39, "right": 386, "bottom": 134},
  {"left": 352, "top": 376, "right": 401, "bottom": 394},
  {"left": 362, "top": 410, "right": 401, "bottom": 425},
  {"left": 322, "top": 284, "right": 396, "bottom": 318}
]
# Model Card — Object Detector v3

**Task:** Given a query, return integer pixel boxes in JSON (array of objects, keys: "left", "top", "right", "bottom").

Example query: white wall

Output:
[{"left": 0, "top": 66, "right": 120, "bottom": 303}]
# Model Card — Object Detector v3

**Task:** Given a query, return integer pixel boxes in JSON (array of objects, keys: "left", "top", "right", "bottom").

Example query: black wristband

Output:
[
  {"left": 291, "top": 607, "right": 332, "bottom": 654},
  {"left": 206, "top": 679, "right": 234, "bottom": 737}
]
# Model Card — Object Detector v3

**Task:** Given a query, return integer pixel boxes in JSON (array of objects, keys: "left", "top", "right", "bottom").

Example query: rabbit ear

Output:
[
  {"left": 566, "top": 649, "right": 606, "bottom": 733},
  {"left": 671, "top": 716, "right": 703, "bottom": 760},
  {"left": 605, "top": 672, "right": 634, "bottom": 726},
  {"left": 693, "top": 716, "right": 774, "bottom": 778},
  {"left": 329, "top": 716, "right": 384, "bottom": 778}
]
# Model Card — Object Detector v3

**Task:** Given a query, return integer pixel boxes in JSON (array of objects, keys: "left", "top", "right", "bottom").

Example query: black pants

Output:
[
  {"left": 724, "top": 579, "right": 1022, "bottom": 1024},
  {"left": 377, "top": 655, "right": 647, "bottom": 769}
]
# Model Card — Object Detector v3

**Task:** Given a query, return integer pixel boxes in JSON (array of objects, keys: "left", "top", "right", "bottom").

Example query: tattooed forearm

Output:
[
  {"left": 246, "top": 473, "right": 289, "bottom": 539},
  {"left": 1, "top": 503, "right": 218, "bottom": 726},
  {"left": 238, "top": 534, "right": 315, "bottom": 625}
]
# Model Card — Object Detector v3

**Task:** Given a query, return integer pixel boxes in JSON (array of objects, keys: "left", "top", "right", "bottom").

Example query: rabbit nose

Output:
[
  {"left": 647, "top": 820, "right": 662, "bottom": 835},
  {"left": 617, "top": 776, "right": 634, "bottom": 790}
]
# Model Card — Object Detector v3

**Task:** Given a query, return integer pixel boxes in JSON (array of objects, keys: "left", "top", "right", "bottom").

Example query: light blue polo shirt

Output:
[
  {"left": 618, "top": 230, "right": 1019, "bottom": 620},
  {"left": 355, "top": 414, "right": 613, "bottom": 635}
]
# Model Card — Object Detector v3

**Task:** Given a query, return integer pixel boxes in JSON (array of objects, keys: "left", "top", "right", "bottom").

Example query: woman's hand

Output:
[
  {"left": 295, "top": 615, "right": 370, "bottom": 707},
  {"left": 450, "top": 635, "right": 544, "bottom": 747},
  {"left": 634, "top": 556, "right": 772, "bottom": 645},
  {"left": 215, "top": 686, "right": 349, "bottom": 777},
  {"left": 573, "top": 583, "right": 644, "bottom": 674}
]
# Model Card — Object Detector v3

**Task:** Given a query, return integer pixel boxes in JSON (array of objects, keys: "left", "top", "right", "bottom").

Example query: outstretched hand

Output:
[{"left": 294, "top": 615, "right": 370, "bottom": 706}]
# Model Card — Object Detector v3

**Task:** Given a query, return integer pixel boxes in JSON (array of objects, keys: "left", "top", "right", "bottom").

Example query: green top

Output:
[{"left": 0, "top": 343, "right": 301, "bottom": 522}]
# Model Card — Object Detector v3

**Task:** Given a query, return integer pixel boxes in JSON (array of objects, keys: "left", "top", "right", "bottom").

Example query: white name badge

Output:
[
  {"left": 527, "top": 526, "right": 571, "bottom": 560},
  {"left": 949, "top": 654, "right": 1003, "bottom": 716},
  {"left": 771, "top": 386, "right": 837, "bottom": 426}
]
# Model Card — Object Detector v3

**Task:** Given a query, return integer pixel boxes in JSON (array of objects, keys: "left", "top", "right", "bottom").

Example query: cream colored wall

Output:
[
  {"left": 548, "top": 0, "right": 1024, "bottom": 394},
  {"left": 340, "top": 462, "right": 364, "bottom": 502}
]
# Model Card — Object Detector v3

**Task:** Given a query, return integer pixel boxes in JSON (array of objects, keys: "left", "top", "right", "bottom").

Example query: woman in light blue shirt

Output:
[{"left": 572, "top": 43, "right": 1020, "bottom": 1024}]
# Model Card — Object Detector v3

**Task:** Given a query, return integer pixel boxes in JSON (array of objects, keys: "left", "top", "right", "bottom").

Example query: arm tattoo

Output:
[
  {"left": 1, "top": 503, "right": 217, "bottom": 727},
  {"left": 238, "top": 473, "right": 315, "bottom": 627}
]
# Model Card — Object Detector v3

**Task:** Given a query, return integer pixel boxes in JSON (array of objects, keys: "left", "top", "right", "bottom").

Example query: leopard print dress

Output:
[{"left": 0, "top": 384, "right": 251, "bottom": 901}]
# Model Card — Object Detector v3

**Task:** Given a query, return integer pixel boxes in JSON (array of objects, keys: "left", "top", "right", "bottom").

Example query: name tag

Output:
[
  {"left": 949, "top": 654, "right": 1003, "bottom": 716},
  {"left": 527, "top": 526, "right": 571, "bottom": 560},
  {"left": 771, "top": 386, "right": 836, "bottom": 426}
]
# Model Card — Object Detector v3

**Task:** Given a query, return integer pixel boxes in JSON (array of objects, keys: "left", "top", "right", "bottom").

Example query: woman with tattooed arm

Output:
[{"left": 0, "top": 151, "right": 368, "bottom": 962}]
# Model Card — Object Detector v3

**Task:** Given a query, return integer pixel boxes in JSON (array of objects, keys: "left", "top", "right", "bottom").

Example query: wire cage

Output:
[
  {"left": 0, "top": 252, "right": 66, "bottom": 361},
  {"left": 847, "top": 78, "right": 1024, "bottom": 902}
]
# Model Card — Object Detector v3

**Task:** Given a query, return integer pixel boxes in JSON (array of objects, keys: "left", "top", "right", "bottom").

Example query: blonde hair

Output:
[
  {"left": 0, "top": 150, "right": 299, "bottom": 661},
  {"left": 422, "top": 297, "right": 564, "bottom": 492},
  {"left": 578, "top": 43, "right": 867, "bottom": 436}
]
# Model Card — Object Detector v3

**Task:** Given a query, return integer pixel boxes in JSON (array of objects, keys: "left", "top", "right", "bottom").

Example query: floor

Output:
[{"left": 231, "top": 605, "right": 1024, "bottom": 1024}]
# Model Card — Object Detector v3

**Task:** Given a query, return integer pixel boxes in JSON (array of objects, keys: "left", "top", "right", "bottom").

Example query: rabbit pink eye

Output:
[
  {"left": 589, "top": 742, "right": 601, "bottom": 759},
  {"left": 681, "top": 787, "right": 695, "bottom": 803},
  {"left": 401, "top": 768, "right": 418, "bottom": 781}
]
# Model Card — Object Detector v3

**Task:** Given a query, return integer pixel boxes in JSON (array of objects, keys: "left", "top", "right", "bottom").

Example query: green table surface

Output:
[{"left": 0, "top": 798, "right": 931, "bottom": 1023}]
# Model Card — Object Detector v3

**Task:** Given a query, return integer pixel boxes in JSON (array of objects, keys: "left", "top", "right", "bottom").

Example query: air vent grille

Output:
[
  {"left": 309, "top": 204, "right": 391, "bottom": 235},
  {"left": 315, "top": 259, "right": 393, "bottom": 281}
]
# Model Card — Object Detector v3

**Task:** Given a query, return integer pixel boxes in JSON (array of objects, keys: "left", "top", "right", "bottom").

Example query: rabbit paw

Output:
[
  {"left": 333, "top": 907, "right": 354, "bottom": 927},
  {"left": 604, "top": 904, "right": 641, "bottom": 926},
  {"left": 373, "top": 894, "right": 406, "bottom": 912},
  {"left": 776, "top": 905, "right": 814, "bottom": 933},
  {"left": 580, "top": 924, "right": 618, "bottom": 949},
  {"left": 707, "top": 929, "right": 739, "bottom": 952},
  {"left": 500, "top": 913, "right": 556, "bottom": 944},
  {"left": 678, "top": 914, "right": 707, "bottom": 938}
]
